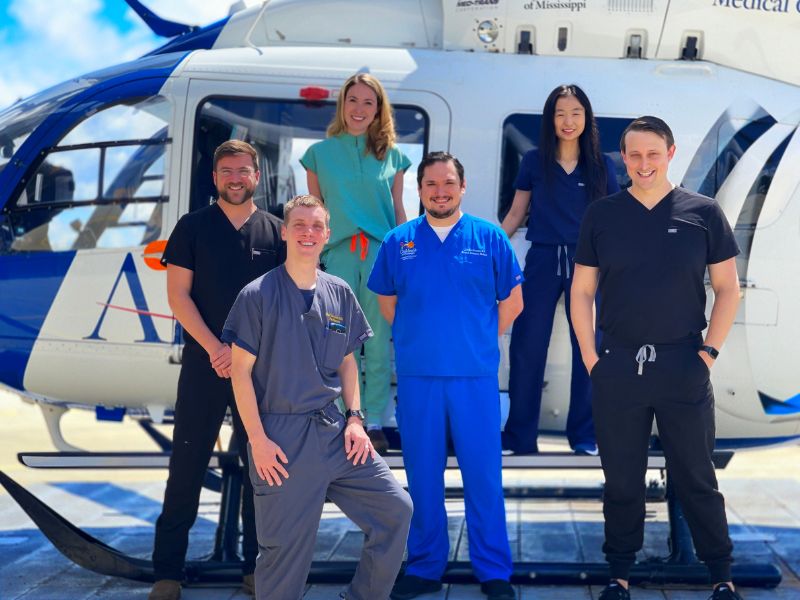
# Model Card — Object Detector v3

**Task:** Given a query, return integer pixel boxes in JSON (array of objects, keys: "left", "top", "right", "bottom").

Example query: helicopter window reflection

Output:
[
  {"left": 2, "top": 96, "right": 171, "bottom": 254},
  {"left": 191, "top": 97, "right": 428, "bottom": 219}
]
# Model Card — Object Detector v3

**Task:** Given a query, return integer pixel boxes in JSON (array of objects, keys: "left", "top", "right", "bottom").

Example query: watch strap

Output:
[
  {"left": 345, "top": 409, "right": 365, "bottom": 421},
  {"left": 700, "top": 345, "right": 719, "bottom": 359}
]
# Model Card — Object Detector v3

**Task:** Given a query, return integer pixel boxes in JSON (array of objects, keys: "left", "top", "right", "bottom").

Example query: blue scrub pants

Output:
[
  {"left": 504, "top": 243, "right": 595, "bottom": 453},
  {"left": 396, "top": 375, "right": 512, "bottom": 582}
]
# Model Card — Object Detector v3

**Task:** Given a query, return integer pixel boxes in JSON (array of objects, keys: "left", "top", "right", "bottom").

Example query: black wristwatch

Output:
[
  {"left": 700, "top": 345, "right": 719, "bottom": 360},
  {"left": 345, "top": 409, "right": 366, "bottom": 422}
]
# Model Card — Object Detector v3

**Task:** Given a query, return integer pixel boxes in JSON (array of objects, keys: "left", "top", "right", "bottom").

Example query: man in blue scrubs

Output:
[{"left": 369, "top": 152, "right": 524, "bottom": 600}]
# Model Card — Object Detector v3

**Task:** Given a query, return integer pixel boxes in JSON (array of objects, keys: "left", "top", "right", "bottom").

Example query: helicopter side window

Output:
[
  {"left": 1, "top": 96, "right": 171, "bottom": 253},
  {"left": 497, "top": 113, "right": 630, "bottom": 222},
  {"left": 191, "top": 96, "right": 428, "bottom": 220}
]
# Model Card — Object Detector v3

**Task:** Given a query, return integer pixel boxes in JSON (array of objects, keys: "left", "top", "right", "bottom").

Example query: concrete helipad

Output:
[{"left": 2, "top": 394, "right": 799, "bottom": 599}]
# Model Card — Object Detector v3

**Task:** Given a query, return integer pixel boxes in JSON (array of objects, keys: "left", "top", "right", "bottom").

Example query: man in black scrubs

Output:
[
  {"left": 571, "top": 117, "right": 743, "bottom": 600},
  {"left": 149, "top": 140, "right": 285, "bottom": 600}
]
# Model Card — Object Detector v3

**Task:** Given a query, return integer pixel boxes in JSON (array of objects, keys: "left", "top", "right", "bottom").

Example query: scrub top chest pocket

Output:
[
  {"left": 251, "top": 247, "right": 278, "bottom": 267},
  {"left": 454, "top": 246, "right": 495, "bottom": 299},
  {"left": 321, "top": 320, "right": 349, "bottom": 371}
]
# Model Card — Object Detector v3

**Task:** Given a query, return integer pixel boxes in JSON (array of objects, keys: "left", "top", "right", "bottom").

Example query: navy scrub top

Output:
[
  {"left": 368, "top": 214, "right": 523, "bottom": 377},
  {"left": 222, "top": 266, "right": 373, "bottom": 414},
  {"left": 574, "top": 187, "right": 740, "bottom": 345},
  {"left": 514, "top": 149, "right": 620, "bottom": 245}
]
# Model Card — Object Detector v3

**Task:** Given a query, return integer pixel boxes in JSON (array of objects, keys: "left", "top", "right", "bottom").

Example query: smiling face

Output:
[
  {"left": 213, "top": 153, "right": 259, "bottom": 206},
  {"left": 553, "top": 94, "right": 586, "bottom": 143},
  {"left": 342, "top": 82, "right": 379, "bottom": 136},
  {"left": 621, "top": 130, "right": 676, "bottom": 194},
  {"left": 418, "top": 159, "right": 465, "bottom": 223},
  {"left": 281, "top": 205, "right": 330, "bottom": 261}
]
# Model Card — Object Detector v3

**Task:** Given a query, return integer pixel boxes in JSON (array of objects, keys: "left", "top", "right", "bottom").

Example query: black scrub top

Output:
[
  {"left": 162, "top": 203, "right": 286, "bottom": 349},
  {"left": 574, "top": 187, "right": 739, "bottom": 344},
  {"left": 222, "top": 267, "right": 373, "bottom": 414}
]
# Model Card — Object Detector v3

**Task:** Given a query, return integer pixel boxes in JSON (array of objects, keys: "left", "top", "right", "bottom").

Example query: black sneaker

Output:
[
  {"left": 480, "top": 579, "right": 516, "bottom": 600},
  {"left": 710, "top": 583, "right": 744, "bottom": 599},
  {"left": 599, "top": 580, "right": 631, "bottom": 600},
  {"left": 389, "top": 575, "right": 442, "bottom": 599}
]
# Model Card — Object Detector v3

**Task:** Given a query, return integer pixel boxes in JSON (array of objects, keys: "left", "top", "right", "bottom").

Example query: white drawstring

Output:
[
  {"left": 556, "top": 245, "right": 571, "bottom": 278},
  {"left": 556, "top": 246, "right": 562, "bottom": 277},
  {"left": 635, "top": 344, "right": 656, "bottom": 375}
]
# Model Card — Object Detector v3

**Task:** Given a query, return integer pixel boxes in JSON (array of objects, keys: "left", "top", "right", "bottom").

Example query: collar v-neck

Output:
[
  {"left": 422, "top": 214, "right": 465, "bottom": 247},
  {"left": 625, "top": 188, "right": 673, "bottom": 213},
  {"left": 214, "top": 201, "right": 257, "bottom": 232},
  {"left": 280, "top": 265, "right": 321, "bottom": 317}
]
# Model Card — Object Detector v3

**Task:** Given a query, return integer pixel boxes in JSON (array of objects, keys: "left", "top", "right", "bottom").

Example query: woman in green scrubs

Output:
[{"left": 301, "top": 73, "right": 411, "bottom": 453}]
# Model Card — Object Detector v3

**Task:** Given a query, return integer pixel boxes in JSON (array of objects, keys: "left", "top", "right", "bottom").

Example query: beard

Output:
[
  {"left": 218, "top": 184, "right": 255, "bottom": 206},
  {"left": 425, "top": 202, "right": 459, "bottom": 220}
]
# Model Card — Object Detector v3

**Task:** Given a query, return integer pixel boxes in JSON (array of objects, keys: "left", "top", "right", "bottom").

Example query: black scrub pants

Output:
[
  {"left": 590, "top": 335, "right": 734, "bottom": 583},
  {"left": 152, "top": 344, "right": 257, "bottom": 580}
]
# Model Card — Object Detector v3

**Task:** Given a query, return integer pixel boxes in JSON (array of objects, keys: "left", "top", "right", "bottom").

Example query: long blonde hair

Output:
[{"left": 327, "top": 73, "right": 397, "bottom": 161}]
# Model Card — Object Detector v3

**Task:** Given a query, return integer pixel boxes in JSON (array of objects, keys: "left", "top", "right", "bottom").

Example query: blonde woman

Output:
[{"left": 301, "top": 73, "right": 411, "bottom": 453}]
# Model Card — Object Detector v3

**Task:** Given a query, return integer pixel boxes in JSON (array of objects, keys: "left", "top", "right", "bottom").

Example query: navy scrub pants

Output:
[
  {"left": 590, "top": 335, "right": 734, "bottom": 582},
  {"left": 505, "top": 243, "right": 595, "bottom": 453},
  {"left": 152, "top": 344, "right": 257, "bottom": 580},
  {"left": 397, "top": 375, "right": 513, "bottom": 583},
  {"left": 248, "top": 403, "right": 412, "bottom": 600}
]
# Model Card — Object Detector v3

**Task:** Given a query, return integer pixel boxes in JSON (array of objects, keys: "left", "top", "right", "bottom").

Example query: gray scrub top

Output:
[{"left": 222, "top": 266, "right": 373, "bottom": 414}]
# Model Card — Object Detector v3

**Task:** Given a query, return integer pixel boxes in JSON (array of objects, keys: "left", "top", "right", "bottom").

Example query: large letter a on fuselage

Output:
[{"left": 84, "top": 253, "right": 167, "bottom": 344}]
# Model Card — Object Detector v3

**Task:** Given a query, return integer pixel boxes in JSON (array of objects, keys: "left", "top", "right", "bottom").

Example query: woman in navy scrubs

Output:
[{"left": 502, "top": 84, "right": 619, "bottom": 455}]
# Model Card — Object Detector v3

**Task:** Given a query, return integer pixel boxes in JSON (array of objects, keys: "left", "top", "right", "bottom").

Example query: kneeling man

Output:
[{"left": 225, "top": 195, "right": 413, "bottom": 600}]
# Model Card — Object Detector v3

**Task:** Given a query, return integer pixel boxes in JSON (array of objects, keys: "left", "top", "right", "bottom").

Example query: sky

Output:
[{"left": 0, "top": 0, "right": 248, "bottom": 110}]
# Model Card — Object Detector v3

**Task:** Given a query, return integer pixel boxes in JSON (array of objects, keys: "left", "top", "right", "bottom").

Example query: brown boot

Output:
[
  {"left": 148, "top": 579, "right": 181, "bottom": 600},
  {"left": 242, "top": 573, "right": 255, "bottom": 596},
  {"left": 367, "top": 428, "right": 389, "bottom": 455}
]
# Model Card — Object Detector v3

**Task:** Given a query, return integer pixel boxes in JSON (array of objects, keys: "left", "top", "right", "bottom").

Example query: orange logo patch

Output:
[{"left": 143, "top": 239, "right": 168, "bottom": 271}]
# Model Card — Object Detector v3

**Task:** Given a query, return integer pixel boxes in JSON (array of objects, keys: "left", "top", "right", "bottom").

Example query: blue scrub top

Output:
[
  {"left": 368, "top": 214, "right": 523, "bottom": 377},
  {"left": 514, "top": 149, "right": 620, "bottom": 245}
]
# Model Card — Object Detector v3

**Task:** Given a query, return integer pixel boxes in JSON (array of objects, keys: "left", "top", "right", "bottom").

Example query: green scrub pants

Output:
[{"left": 323, "top": 234, "right": 392, "bottom": 427}]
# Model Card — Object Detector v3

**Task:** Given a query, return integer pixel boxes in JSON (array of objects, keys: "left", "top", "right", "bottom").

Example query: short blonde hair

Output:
[
  {"left": 283, "top": 194, "right": 330, "bottom": 225},
  {"left": 327, "top": 73, "right": 397, "bottom": 161}
]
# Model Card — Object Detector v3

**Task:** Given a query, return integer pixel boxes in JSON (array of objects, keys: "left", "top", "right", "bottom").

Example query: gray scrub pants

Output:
[{"left": 248, "top": 403, "right": 412, "bottom": 600}]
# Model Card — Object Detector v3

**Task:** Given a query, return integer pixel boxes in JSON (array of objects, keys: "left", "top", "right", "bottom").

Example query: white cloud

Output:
[
  {"left": 0, "top": 0, "right": 239, "bottom": 110},
  {"left": 141, "top": 0, "right": 245, "bottom": 25}
]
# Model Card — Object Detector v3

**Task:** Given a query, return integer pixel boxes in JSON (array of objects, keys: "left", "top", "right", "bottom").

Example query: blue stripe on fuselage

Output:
[{"left": 0, "top": 251, "right": 76, "bottom": 390}]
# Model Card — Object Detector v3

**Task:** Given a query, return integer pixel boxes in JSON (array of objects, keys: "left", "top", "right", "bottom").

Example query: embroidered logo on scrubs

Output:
[
  {"left": 400, "top": 240, "right": 417, "bottom": 260},
  {"left": 461, "top": 248, "right": 487, "bottom": 257},
  {"left": 326, "top": 312, "right": 347, "bottom": 334},
  {"left": 667, "top": 228, "right": 678, "bottom": 233}
]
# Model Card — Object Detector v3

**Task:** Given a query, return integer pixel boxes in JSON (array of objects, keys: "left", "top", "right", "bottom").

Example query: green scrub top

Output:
[{"left": 301, "top": 133, "right": 412, "bottom": 247}]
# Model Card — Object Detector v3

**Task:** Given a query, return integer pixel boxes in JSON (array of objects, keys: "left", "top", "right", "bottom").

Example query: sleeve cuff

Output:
[
  {"left": 346, "top": 329, "right": 374, "bottom": 355},
  {"left": 221, "top": 329, "right": 258, "bottom": 356}
]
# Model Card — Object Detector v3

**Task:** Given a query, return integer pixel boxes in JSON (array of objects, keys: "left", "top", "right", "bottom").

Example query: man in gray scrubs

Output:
[{"left": 224, "top": 194, "right": 413, "bottom": 600}]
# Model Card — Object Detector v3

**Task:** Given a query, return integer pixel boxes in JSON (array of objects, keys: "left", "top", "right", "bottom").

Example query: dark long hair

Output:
[{"left": 540, "top": 84, "right": 607, "bottom": 201}]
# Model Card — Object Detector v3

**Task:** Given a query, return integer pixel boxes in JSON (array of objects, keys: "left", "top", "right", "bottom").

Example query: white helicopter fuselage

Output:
[{"left": 1, "top": 0, "right": 799, "bottom": 448}]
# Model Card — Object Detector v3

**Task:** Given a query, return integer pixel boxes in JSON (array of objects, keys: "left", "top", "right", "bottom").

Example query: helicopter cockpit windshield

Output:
[{"left": 1, "top": 94, "right": 172, "bottom": 254}]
